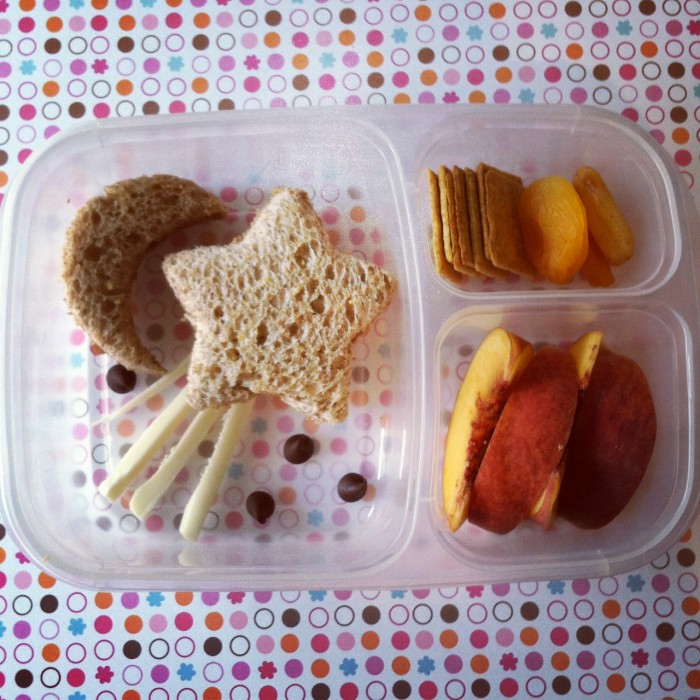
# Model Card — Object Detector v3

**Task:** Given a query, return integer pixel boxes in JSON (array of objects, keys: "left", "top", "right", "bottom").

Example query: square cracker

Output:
[
  {"left": 452, "top": 166, "right": 480, "bottom": 276},
  {"left": 466, "top": 167, "right": 509, "bottom": 280},
  {"left": 427, "top": 169, "right": 462, "bottom": 283},
  {"left": 438, "top": 166, "right": 461, "bottom": 268},
  {"left": 478, "top": 163, "right": 536, "bottom": 280}
]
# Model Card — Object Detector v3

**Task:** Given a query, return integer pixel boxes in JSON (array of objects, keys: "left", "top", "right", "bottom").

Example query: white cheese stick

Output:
[
  {"left": 129, "top": 407, "right": 226, "bottom": 520},
  {"left": 98, "top": 388, "right": 193, "bottom": 502},
  {"left": 94, "top": 354, "right": 190, "bottom": 426},
  {"left": 179, "top": 400, "right": 253, "bottom": 541}
]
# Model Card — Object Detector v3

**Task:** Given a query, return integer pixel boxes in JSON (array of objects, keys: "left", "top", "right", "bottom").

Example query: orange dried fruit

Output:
[
  {"left": 573, "top": 166, "right": 634, "bottom": 266},
  {"left": 580, "top": 236, "right": 615, "bottom": 288},
  {"left": 519, "top": 176, "right": 588, "bottom": 285}
]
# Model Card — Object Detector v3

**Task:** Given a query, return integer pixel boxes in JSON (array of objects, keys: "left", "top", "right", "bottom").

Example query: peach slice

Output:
[
  {"left": 556, "top": 346, "right": 656, "bottom": 529},
  {"left": 441, "top": 328, "right": 534, "bottom": 532},
  {"left": 569, "top": 329, "right": 604, "bottom": 393},
  {"left": 529, "top": 330, "right": 603, "bottom": 529},
  {"left": 467, "top": 346, "right": 580, "bottom": 534},
  {"left": 529, "top": 459, "right": 565, "bottom": 530}
]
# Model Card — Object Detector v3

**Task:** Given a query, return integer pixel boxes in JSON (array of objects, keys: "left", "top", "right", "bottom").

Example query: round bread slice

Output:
[{"left": 62, "top": 174, "right": 228, "bottom": 375}]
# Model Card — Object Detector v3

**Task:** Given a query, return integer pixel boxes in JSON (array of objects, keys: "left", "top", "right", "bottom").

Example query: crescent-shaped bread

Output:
[{"left": 62, "top": 174, "right": 228, "bottom": 375}]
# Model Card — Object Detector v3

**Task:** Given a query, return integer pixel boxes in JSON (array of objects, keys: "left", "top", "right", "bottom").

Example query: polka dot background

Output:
[{"left": 0, "top": 1, "right": 699, "bottom": 698}]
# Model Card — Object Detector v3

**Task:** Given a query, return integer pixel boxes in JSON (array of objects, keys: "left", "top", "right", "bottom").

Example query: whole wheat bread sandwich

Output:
[
  {"left": 163, "top": 187, "right": 398, "bottom": 424},
  {"left": 62, "top": 174, "right": 228, "bottom": 375}
]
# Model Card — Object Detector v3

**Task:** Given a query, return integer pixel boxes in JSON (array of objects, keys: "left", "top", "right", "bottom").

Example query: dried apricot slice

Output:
[
  {"left": 519, "top": 176, "right": 588, "bottom": 285},
  {"left": 580, "top": 237, "right": 615, "bottom": 288},
  {"left": 573, "top": 166, "right": 634, "bottom": 266}
]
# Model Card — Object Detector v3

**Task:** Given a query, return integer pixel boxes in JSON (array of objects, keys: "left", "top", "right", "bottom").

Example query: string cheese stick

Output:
[
  {"left": 93, "top": 354, "right": 190, "bottom": 427},
  {"left": 179, "top": 400, "right": 253, "bottom": 541},
  {"left": 130, "top": 407, "right": 225, "bottom": 520},
  {"left": 98, "top": 388, "right": 193, "bottom": 502}
]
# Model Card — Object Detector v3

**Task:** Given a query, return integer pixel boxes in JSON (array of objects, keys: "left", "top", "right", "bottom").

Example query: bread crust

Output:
[{"left": 62, "top": 174, "right": 228, "bottom": 375}]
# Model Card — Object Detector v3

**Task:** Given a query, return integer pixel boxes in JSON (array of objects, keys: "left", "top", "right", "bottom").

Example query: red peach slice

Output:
[
  {"left": 468, "top": 346, "right": 580, "bottom": 534},
  {"left": 442, "top": 328, "right": 534, "bottom": 532},
  {"left": 556, "top": 346, "right": 656, "bottom": 529}
]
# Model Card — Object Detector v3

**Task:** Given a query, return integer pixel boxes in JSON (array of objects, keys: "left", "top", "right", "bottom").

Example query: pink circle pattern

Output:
[{"left": 0, "top": 2, "right": 699, "bottom": 699}]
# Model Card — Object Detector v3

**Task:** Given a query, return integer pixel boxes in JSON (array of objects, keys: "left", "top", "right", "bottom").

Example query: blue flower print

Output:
[
  {"left": 69, "top": 618, "right": 86, "bottom": 635},
  {"left": 627, "top": 574, "right": 645, "bottom": 592},
  {"left": 391, "top": 590, "right": 406, "bottom": 599},
  {"left": 69, "top": 693, "right": 87, "bottom": 700},
  {"left": 694, "top": 83, "right": 700, "bottom": 98},
  {"left": 228, "top": 462, "right": 244, "bottom": 479},
  {"left": 168, "top": 56, "right": 184, "bottom": 72},
  {"left": 0, "top": 621, "right": 6, "bottom": 637},
  {"left": 70, "top": 352, "right": 84, "bottom": 368},
  {"left": 541, "top": 23, "right": 557, "bottom": 38},
  {"left": 320, "top": 53, "right": 335, "bottom": 69},
  {"left": 548, "top": 580, "right": 566, "bottom": 594},
  {"left": 467, "top": 25, "right": 483, "bottom": 41},
  {"left": 69, "top": 0, "right": 84, "bottom": 8},
  {"left": 339, "top": 657, "right": 358, "bottom": 676},
  {"left": 617, "top": 20, "right": 633, "bottom": 36},
  {"left": 20, "top": 60, "right": 35, "bottom": 75},
  {"left": 307, "top": 509, "right": 324, "bottom": 526},
  {"left": 178, "top": 663, "right": 196, "bottom": 681},
  {"left": 519, "top": 88, "right": 535, "bottom": 104},
  {"left": 147, "top": 592, "right": 165, "bottom": 607},
  {"left": 140, "top": 0, "right": 156, "bottom": 6},
  {"left": 418, "top": 656, "right": 435, "bottom": 675},
  {"left": 392, "top": 28, "right": 408, "bottom": 43},
  {"left": 251, "top": 417, "right": 267, "bottom": 434},
  {"left": 310, "top": 590, "right": 327, "bottom": 601}
]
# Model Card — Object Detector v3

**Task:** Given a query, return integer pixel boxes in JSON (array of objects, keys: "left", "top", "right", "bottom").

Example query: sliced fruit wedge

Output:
[
  {"left": 467, "top": 346, "right": 580, "bottom": 535},
  {"left": 529, "top": 330, "right": 603, "bottom": 529},
  {"left": 442, "top": 328, "right": 534, "bottom": 532}
]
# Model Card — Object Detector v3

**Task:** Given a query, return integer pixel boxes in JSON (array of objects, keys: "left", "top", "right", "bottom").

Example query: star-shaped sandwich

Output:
[{"left": 162, "top": 188, "right": 398, "bottom": 424}]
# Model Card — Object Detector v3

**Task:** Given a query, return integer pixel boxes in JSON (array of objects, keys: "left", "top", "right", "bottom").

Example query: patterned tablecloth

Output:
[{"left": 1, "top": 1, "right": 699, "bottom": 699}]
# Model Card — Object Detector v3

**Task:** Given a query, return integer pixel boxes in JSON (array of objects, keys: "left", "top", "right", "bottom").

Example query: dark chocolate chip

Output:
[
  {"left": 337, "top": 473, "right": 367, "bottom": 503},
  {"left": 283, "top": 433, "right": 315, "bottom": 464},
  {"left": 106, "top": 364, "right": 137, "bottom": 393},
  {"left": 246, "top": 491, "right": 275, "bottom": 524}
]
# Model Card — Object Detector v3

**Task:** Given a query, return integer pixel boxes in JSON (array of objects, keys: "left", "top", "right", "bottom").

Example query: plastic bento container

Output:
[{"left": 1, "top": 104, "right": 698, "bottom": 590}]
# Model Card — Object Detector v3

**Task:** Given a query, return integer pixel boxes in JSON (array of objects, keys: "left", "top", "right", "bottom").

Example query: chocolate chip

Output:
[
  {"left": 337, "top": 473, "right": 367, "bottom": 503},
  {"left": 246, "top": 491, "right": 275, "bottom": 524},
  {"left": 106, "top": 364, "right": 137, "bottom": 393},
  {"left": 283, "top": 434, "right": 315, "bottom": 464}
]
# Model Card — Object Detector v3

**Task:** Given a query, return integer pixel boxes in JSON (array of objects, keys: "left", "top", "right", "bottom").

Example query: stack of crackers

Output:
[{"left": 427, "top": 163, "right": 536, "bottom": 283}]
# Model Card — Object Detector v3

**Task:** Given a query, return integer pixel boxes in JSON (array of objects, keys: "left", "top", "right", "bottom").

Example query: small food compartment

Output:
[
  {"left": 415, "top": 109, "right": 680, "bottom": 296},
  {"left": 0, "top": 110, "right": 421, "bottom": 589},
  {"left": 430, "top": 302, "right": 694, "bottom": 578}
]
